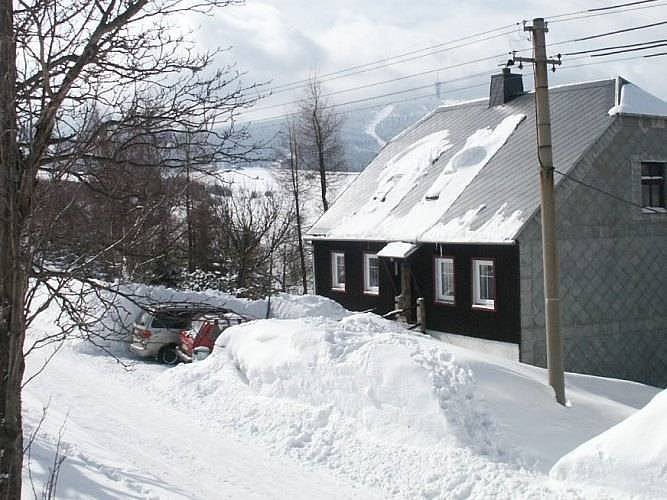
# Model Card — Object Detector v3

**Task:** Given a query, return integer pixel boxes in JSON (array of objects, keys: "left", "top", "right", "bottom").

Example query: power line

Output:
[
  {"left": 589, "top": 0, "right": 660, "bottom": 12},
  {"left": 555, "top": 168, "right": 661, "bottom": 213},
  {"left": 269, "top": 25, "right": 519, "bottom": 92},
  {"left": 563, "top": 38, "right": 667, "bottom": 55},
  {"left": 253, "top": 57, "right": 504, "bottom": 114},
  {"left": 548, "top": 0, "right": 667, "bottom": 23},
  {"left": 246, "top": 48, "right": 665, "bottom": 127},
  {"left": 264, "top": 1, "right": 667, "bottom": 99},
  {"left": 247, "top": 81, "right": 491, "bottom": 127},
  {"left": 575, "top": 20, "right": 667, "bottom": 42},
  {"left": 591, "top": 41, "right": 667, "bottom": 57}
]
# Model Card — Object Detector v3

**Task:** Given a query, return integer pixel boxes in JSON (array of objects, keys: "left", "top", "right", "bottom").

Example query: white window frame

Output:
[
  {"left": 331, "top": 252, "right": 346, "bottom": 291},
  {"left": 434, "top": 257, "right": 455, "bottom": 304},
  {"left": 472, "top": 259, "right": 495, "bottom": 310},
  {"left": 363, "top": 253, "right": 380, "bottom": 295}
]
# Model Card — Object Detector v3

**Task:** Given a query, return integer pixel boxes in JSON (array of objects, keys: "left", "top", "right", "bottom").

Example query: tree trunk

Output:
[
  {"left": 289, "top": 131, "right": 308, "bottom": 294},
  {"left": 312, "top": 111, "right": 328, "bottom": 212},
  {"left": 0, "top": 1, "right": 27, "bottom": 496}
]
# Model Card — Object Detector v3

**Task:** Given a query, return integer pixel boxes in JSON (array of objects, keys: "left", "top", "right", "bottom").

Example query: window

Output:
[
  {"left": 363, "top": 253, "right": 380, "bottom": 295},
  {"left": 641, "top": 162, "right": 665, "bottom": 211},
  {"left": 472, "top": 259, "right": 495, "bottom": 310},
  {"left": 434, "top": 257, "right": 455, "bottom": 304},
  {"left": 331, "top": 252, "right": 346, "bottom": 291}
]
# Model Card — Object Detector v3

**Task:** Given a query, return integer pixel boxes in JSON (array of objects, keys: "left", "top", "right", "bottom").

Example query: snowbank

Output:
[
  {"left": 152, "top": 311, "right": 658, "bottom": 498},
  {"left": 155, "top": 314, "right": 549, "bottom": 499},
  {"left": 24, "top": 280, "right": 347, "bottom": 357},
  {"left": 23, "top": 281, "right": 663, "bottom": 499},
  {"left": 550, "top": 389, "right": 667, "bottom": 498}
]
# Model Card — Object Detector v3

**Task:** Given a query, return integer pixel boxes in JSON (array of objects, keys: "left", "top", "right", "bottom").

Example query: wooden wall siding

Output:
[
  {"left": 312, "top": 240, "right": 521, "bottom": 344},
  {"left": 414, "top": 243, "right": 521, "bottom": 344},
  {"left": 313, "top": 240, "right": 397, "bottom": 313}
]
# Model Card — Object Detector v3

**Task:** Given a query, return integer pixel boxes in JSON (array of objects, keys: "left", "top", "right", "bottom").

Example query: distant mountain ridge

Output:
[{"left": 248, "top": 96, "right": 442, "bottom": 171}]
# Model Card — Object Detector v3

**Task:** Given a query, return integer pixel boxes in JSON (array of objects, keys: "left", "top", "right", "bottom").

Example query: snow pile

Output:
[
  {"left": 551, "top": 389, "right": 667, "bottom": 498},
  {"left": 608, "top": 82, "right": 667, "bottom": 117},
  {"left": 421, "top": 203, "right": 524, "bottom": 243},
  {"left": 373, "top": 129, "right": 451, "bottom": 203},
  {"left": 23, "top": 281, "right": 663, "bottom": 499},
  {"left": 60, "top": 282, "right": 347, "bottom": 356},
  {"left": 153, "top": 313, "right": 613, "bottom": 499}
]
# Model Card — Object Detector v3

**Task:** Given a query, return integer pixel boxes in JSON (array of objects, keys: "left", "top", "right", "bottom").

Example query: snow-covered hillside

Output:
[{"left": 22, "top": 284, "right": 664, "bottom": 499}]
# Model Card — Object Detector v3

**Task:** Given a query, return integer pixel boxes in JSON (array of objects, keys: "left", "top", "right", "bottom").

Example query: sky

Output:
[{"left": 184, "top": 1, "right": 667, "bottom": 121}]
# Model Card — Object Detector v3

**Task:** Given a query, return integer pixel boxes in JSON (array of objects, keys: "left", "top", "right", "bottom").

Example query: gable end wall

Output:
[{"left": 518, "top": 116, "right": 667, "bottom": 387}]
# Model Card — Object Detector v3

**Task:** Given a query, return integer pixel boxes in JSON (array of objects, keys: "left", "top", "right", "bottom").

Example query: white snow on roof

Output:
[
  {"left": 373, "top": 129, "right": 451, "bottom": 202},
  {"left": 319, "top": 114, "right": 525, "bottom": 243},
  {"left": 424, "top": 114, "right": 525, "bottom": 200},
  {"left": 376, "top": 241, "right": 418, "bottom": 259},
  {"left": 608, "top": 82, "right": 667, "bottom": 117},
  {"left": 421, "top": 203, "right": 524, "bottom": 244}
]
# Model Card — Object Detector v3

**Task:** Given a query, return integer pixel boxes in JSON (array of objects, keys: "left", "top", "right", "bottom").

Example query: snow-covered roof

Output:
[
  {"left": 376, "top": 241, "right": 419, "bottom": 259},
  {"left": 608, "top": 78, "right": 667, "bottom": 117},
  {"left": 308, "top": 78, "right": 626, "bottom": 244}
]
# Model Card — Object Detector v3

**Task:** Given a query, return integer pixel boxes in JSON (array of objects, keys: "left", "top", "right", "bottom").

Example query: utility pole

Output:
[{"left": 513, "top": 18, "right": 566, "bottom": 405}]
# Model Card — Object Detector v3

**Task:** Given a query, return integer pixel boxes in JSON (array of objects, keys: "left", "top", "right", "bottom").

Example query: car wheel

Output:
[{"left": 157, "top": 345, "right": 179, "bottom": 365}]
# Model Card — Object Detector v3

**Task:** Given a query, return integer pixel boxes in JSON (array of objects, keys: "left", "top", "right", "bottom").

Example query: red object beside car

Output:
[{"left": 175, "top": 311, "right": 248, "bottom": 363}]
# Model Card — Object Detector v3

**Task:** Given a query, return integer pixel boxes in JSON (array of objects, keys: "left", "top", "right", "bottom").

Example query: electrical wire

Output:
[
  {"left": 253, "top": 58, "right": 504, "bottom": 114},
  {"left": 563, "top": 38, "right": 667, "bottom": 55},
  {"left": 575, "top": 20, "right": 667, "bottom": 42},
  {"left": 554, "top": 168, "right": 662, "bottom": 213},
  {"left": 269, "top": 24, "right": 519, "bottom": 92},
  {"left": 591, "top": 41, "right": 667, "bottom": 57},
  {"left": 263, "top": 1, "right": 667, "bottom": 98},
  {"left": 548, "top": 0, "right": 667, "bottom": 23}
]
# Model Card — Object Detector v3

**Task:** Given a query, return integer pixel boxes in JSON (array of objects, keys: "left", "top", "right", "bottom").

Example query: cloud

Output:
[{"left": 200, "top": 2, "right": 325, "bottom": 77}]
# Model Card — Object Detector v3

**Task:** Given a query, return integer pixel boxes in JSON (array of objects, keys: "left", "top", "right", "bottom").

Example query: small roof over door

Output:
[{"left": 376, "top": 242, "right": 419, "bottom": 259}]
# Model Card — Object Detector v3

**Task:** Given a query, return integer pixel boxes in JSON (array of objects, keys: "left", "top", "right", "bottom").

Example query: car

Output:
[
  {"left": 175, "top": 311, "right": 248, "bottom": 363},
  {"left": 128, "top": 303, "right": 237, "bottom": 364}
]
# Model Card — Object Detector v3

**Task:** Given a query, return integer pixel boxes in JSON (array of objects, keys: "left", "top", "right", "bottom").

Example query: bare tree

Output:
[
  {"left": 0, "top": 1, "right": 262, "bottom": 497},
  {"left": 285, "top": 119, "right": 308, "bottom": 293},
  {"left": 297, "top": 77, "right": 345, "bottom": 212}
]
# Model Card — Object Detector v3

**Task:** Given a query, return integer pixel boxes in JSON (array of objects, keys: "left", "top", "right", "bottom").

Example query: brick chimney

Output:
[{"left": 489, "top": 68, "right": 524, "bottom": 107}]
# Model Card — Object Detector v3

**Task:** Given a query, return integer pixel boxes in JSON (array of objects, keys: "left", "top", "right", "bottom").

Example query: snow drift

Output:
[{"left": 551, "top": 389, "right": 667, "bottom": 498}]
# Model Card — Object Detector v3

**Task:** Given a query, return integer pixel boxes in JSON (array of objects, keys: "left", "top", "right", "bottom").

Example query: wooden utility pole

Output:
[{"left": 514, "top": 18, "right": 566, "bottom": 405}]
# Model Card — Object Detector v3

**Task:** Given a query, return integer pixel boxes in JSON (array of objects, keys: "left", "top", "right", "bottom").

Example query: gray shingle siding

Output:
[{"left": 519, "top": 115, "right": 667, "bottom": 387}]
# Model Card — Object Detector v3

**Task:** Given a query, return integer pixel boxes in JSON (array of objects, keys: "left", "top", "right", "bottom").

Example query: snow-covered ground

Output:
[{"left": 22, "top": 284, "right": 664, "bottom": 499}]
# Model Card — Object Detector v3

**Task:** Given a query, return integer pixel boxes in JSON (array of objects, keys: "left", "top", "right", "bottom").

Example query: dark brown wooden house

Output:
[{"left": 307, "top": 73, "right": 667, "bottom": 388}]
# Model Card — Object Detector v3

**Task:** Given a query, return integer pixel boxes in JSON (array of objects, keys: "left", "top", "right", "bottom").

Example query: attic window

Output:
[{"left": 641, "top": 162, "right": 665, "bottom": 212}]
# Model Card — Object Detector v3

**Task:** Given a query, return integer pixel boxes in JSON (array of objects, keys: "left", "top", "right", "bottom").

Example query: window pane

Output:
[
  {"left": 473, "top": 260, "right": 495, "bottom": 307},
  {"left": 436, "top": 258, "right": 454, "bottom": 302},
  {"left": 337, "top": 256, "right": 345, "bottom": 283},
  {"left": 642, "top": 183, "right": 651, "bottom": 207},
  {"left": 369, "top": 257, "right": 379, "bottom": 288}
]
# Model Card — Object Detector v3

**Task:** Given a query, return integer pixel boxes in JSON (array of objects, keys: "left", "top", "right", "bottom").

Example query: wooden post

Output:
[{"left": 525, "top": 18, "right": 567, "bottom": 405}]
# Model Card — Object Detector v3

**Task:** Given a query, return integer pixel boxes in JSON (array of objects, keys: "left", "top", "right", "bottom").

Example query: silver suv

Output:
[{"left": 129, "top": 303, "right": 229, "bottom": 364}]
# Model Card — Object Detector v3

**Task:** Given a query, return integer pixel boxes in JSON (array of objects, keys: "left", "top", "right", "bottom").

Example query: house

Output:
[{"left": 306, "top": 71, "right": 667, "bottom": 388}]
